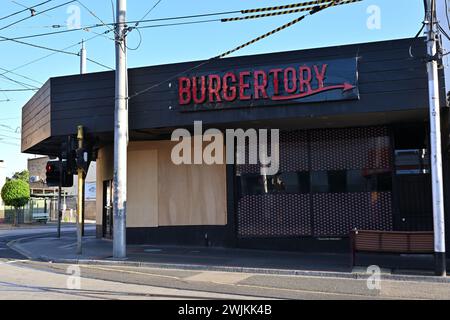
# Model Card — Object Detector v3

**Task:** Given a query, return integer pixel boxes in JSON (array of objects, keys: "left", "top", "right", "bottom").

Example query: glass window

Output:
[
  {"left": 311, "top": 170, "right": 392, "bottom": 193},
  {"left": 239, "top": 172, "right": 310, "bottom": 195},
  {"left": 395, "top": 149, "right": 430, "bottom": 175}
]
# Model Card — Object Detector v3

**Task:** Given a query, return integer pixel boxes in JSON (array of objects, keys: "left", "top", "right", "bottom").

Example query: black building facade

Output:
[{"left": 21, "top": 37, "right": 450, "bottom": 252}]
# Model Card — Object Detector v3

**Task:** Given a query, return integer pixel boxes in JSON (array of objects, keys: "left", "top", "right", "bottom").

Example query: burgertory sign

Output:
[{"left": 176, "top": 57, "right": 359, "bottom": 111}]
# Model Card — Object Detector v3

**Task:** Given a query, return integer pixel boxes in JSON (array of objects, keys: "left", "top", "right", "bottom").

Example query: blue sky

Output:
[{"left": 0, "top": 0, "right": 424, "bottom": 176}]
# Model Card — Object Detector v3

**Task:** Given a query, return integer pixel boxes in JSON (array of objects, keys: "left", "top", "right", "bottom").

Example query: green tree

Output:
[
  {"left": 1, "top": 179, "right": 30, "bottom": 226},
  {"left": 9, "top": 170, "right": 30, "bottom": 183}
]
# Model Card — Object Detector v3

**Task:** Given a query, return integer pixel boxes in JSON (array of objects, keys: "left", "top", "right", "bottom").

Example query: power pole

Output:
[
  {"left": 76, "top": 125, "right": 84, "bottom": 255},
  {"left": 113, "top": 0, "right": 128, "bottom": 259},
  {"left": 56, "top": 159, "right": 62, "bottom": 238},
  {"left": 424, "top": 0, "right": 446, "bottom": 276},
  {"left": 79, "top": 40, "right": 86, "bottom": 237},
  {"left": 80, "top": 40, "right": 87, "bottom": 75}
]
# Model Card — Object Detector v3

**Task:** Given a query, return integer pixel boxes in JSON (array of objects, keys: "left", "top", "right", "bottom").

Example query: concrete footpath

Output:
[{"left": 7, "top": 230, "right": 450, "bottom": 283}]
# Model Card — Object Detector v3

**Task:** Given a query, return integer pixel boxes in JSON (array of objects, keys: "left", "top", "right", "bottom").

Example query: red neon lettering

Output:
[
  {"left": 313, "top": 64, "right": 328, "bottom": 88},
  {"left": 208, "top": 74, "right": 222, "bottom": 102},
  {"left": 253, "top": 70, "right": 268, "bottom": 99},
  {"left": 299, "top": 66, "right": 312, "bottom": 93},
  {"left": 239, "top": 71, "right": 252, "bottom": 100},
  {"left": 178, "top": 77, "right": 191, "bottom": 105},
  {"left": 284, "top": 67, "right": 297, "bottom": 94},
  {"left": 192, "top": 76, "right": 206, "bottom": 104},
  {"left": 223, "top": 72, "right": 237, "bottom": 102},
  {"left": 269, "top": 69, "right": 283, "bottom": 95}
]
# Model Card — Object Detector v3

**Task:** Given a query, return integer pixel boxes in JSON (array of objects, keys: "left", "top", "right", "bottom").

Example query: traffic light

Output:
[{"left": 45, "top": 160, "right": 73, "bottom": 187}]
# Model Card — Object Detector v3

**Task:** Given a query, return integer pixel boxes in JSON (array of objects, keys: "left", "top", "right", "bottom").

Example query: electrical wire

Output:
[
  {"left": 11, "top": 0, "right": 53, "bottom": 18},
  {"left": 136, "top": 18, "right": 220, "bottom": 30},
  {"left": 0, "top": 73, "right": 39, "bottom": 90},
  {"left": 240, "top": 0, "right": 334, "bottom": 13},
  {"left": 0, "top": 9, "right": 245, "bottom": 42},
  {"left": 134, "top": 0, "right": 164, "bottom": 27},
  {"left": 0, "top": 32, "right": 108, "bottom": 78},
  {"left": 0, "top": 0, "right": 77, "bottom": 32},
  {"left": 438, "top": 23, "right": 450, "bottom": 42},
  {"left": 0, "top": 139, "right": 20, "bottom": 147},
  {"left": 0, "top": 66, "right": 43, "bottom": 85},
  {"left": 0, "top": 0, "right": 52, "bottom": 22},
  {"left": 0, "top": 88, "right": 38, "bottom": 92},
  {"left": 0, "top": 133, "right": 20, "bottom": 140},
  {"left": 76, "top": 0, "right": 117, "bottom": 37},
  {"left": 222, "top": 0, "right": 361, "bottom": 22},
  {"left": 126, "top": 0, "right": 163, "bottom": 51},
  {"left": 0, "top": 33, "right": 114, "bottom": 70},
  {"left": 445, "top": 0, "right": 450, "bottom": 31},
  {"left": 129, "top": 0, "right": 343, "bottom": 100}
]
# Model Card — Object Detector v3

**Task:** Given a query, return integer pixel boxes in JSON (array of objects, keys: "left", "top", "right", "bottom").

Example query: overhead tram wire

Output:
[
  {"left": 0, "top": 0, "right": 53, "bottom": 22},
  {"left": 134, "top": 18, "right": 221, "bottom": 30},
  {"left": 0, "top": 9, "right": 244, "bottom": 42},
  {"left": 0, "top": 2, "right": 358, "bottom": 42},
  {"left": 222, "top": 0, "right": 361, "bottom": 22},
  {"left": 0, "top": 10, "right": 243, "bottom": 42},
  {"left": 0, "top": 34, "right": 114, "bottom": 71},
  {"left": 240, "top": 0, "right": 337, "bottom": 13},
  {"left": 0, "top": 88, "right": 37, "bottom": 92},
  {"left": 0, "top": 73, "right": 39, "bottom": 90},
  {"left": 0, "top": 66, "right": 43, "bottom": 86},
  {"left": 129, "top": 0, "right": 346, "bottom": 100},
  {"left": 134, "top": 0, "right": 164, "bottom": 27},
  {"left": 127, "top": 0, "right": 164, "bottom": 50},
  {"left": 0, "top": 0, "right": 77, "bottom": 32},
  {"left": 76, "top": 0, "right": 117, "bottom": 37},
  {"left": 0, "top": 32, "right": 111, "bottom": 78}
]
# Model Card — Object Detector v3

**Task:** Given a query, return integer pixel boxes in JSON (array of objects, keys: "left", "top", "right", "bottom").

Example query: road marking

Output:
[
  {"left": 58, "top": 243, "right": 77, "bottom": 249},
  {"left": 184, "top": 271, "right": 252, "bottom": 285},
  {"left": 78, "top": 265, "right": 185, "bottom": 281}
]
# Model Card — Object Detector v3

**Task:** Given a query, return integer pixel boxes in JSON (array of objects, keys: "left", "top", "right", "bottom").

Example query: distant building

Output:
[
  {"left": 0, "top": 160, "right": 5, "bottom": 222},
  {"left": 28, "top": 157, "right": 96, "bottom": 222}
]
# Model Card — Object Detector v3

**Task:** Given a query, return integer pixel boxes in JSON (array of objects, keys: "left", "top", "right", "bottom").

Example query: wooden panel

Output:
[
  {"left": 95, "top": 145, "right": 113, "bottom": 225},
  {"left": 127, "top": 147, "right": 158, "bottom": 228},
  {"left": 21, "top": 80, "right": 51, "bottom": 153},
  {"left": 95, "top": 141, "right": 226, "bottom": 228},
  {"left": 157, "top": 141, "right": 227, "bottom": 226},
  {"left": 124, "top": 140, "right": 227, "bottom": 227}
]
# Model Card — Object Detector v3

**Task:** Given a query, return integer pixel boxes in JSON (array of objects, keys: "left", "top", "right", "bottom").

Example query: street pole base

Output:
[{"left": 435, "top": 252, "right": 447, "bottom": 277}]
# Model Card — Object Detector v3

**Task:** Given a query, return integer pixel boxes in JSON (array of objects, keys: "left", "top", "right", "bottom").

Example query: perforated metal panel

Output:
[
  {"left": 236, "top": 131, "right": 308, "bottom": 175},
  {"left": 310, "top": 127, "right": 391, "bottom": 171},
  {"left": 279, "top": 130, "right": 309, "bottom": 172},
  {"left": 236, "top": 126, "right": 394, "bottom": 239},
  {"left": 237, "top": 194, "right": 311, "bottom": 238},
  {"left": 312, "top": 192, "right": 393, "bottom": 237}
]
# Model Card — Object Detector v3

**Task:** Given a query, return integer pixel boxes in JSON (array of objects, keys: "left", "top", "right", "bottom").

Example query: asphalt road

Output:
[{"left": 1, "top": 226, "right": 449, "bottom": 300}]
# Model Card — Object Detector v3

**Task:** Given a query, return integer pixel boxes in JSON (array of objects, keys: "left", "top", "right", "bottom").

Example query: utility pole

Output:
[
  {"left": 56, "top": 159, "right": 62, "bottom": 238},
  {"left": 80, "top": 40, "right": 86, "bottom": 75},
  {"left": 424, "top": 0, "right": 446, "bottom": 276},
  {"left": 79, "top": 40, "right": 86, "bottom": 237},
  {"left": 113, "top": 0, "right": 128, "bottom": 259},
  {"left": 76, "top": 125, "right": 84, "bottom": 255}
]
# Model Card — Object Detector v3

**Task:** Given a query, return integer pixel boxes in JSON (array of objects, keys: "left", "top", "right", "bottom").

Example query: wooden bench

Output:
[{"left": 350, "top": 229, "right": 434, "bottom": 267}]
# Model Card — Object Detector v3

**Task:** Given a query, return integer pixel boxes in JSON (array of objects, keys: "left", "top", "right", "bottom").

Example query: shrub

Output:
[{"left": 1, "top": 179, "right": 30, "bottom": 226}]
